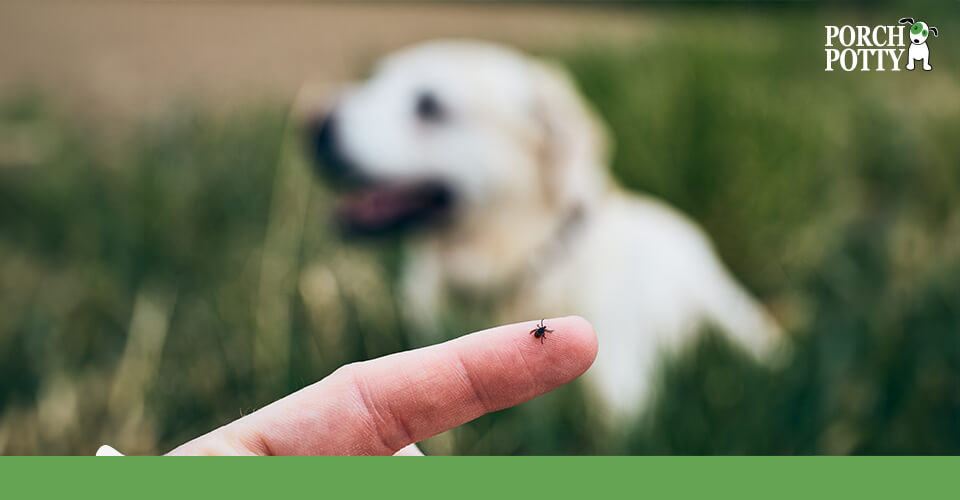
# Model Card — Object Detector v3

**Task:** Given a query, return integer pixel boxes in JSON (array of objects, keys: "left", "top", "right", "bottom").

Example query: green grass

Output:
[{"left": 1, "top": 8, "right": 959, "bottom": 454}]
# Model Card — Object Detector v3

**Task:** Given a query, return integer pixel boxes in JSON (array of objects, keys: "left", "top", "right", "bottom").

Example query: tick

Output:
[{"left": 529, "top": 319, "right": 553, "bottom": 344}]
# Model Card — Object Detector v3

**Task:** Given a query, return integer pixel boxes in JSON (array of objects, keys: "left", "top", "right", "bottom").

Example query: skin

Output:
[{"left": 166, "top": 316, "right": 598, "bottom": 456}]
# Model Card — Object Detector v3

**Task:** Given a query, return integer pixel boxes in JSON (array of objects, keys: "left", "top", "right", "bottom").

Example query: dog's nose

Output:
[{"left": 305, "top": 113, "right": 355, "bottom": 183}]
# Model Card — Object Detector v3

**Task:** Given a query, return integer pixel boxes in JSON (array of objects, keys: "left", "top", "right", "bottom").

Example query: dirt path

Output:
[{"left": 0, "top": 1, "right": 649, "bottom": 119}]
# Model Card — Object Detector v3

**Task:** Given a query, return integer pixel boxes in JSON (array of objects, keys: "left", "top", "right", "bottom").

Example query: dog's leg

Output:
[
  {"left": 583, "top": 329, "right": 656, "bottom": 425},
  {"left": 698, "top": 263, "right": 785, "bottom": 362},
  {"left": 575, "top": 294, "right": 661, "bottom": 425},
  {"left": 400, "top": 249, "right": 446, "bottom": 344}
]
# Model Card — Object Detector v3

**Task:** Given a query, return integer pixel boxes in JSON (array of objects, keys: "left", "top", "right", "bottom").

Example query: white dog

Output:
[
  {"left": 901, "top": 17, "right": 938, "bottom": 71},
  {"left": 306, "top": 40, "right": 783, "bottom": 422}
]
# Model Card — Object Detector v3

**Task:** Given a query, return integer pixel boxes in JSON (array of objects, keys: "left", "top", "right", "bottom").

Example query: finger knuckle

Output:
[{"left": 341, "top": 364, "right": 414, "bottom": 454}]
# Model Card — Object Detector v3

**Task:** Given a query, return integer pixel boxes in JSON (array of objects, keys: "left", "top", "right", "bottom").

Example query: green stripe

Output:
[{"left": 2, "top": 457, "right": 957, "bottom": 499}]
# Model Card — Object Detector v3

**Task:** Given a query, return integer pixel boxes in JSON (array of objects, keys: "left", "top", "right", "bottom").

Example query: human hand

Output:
[{"left": 164, "top": 316, "right": 598, "bottom": 455}]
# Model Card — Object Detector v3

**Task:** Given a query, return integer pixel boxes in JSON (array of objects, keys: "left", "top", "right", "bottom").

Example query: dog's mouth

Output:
[
  {"left": 333, "top": 180, "right": 454, "bottom": 236},
  {"left": 305, "top": 115, "right": 455, "bottom": 236}
]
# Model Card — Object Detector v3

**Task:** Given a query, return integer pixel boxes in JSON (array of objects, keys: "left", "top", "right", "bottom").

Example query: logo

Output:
[{"left": 825, "top": 17, "right": 939, "bottom": 72}]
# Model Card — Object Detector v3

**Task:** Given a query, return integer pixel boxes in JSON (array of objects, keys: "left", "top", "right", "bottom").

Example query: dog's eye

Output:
[{"left": 415, "top": 91, "right": 446, "bottom": 123}]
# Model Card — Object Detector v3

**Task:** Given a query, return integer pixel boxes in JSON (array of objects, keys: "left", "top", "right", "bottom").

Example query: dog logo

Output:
[
  {"left": 824, "top": 18, "right": 939, "bottom": 72},
  {"left": 900, "top": 17, "right": 938, "bottom": 71}
]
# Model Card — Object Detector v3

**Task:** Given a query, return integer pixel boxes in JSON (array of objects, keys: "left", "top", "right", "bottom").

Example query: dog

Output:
[
  {"left": 305, "top": 40, "right": 783, "bottom": 422},
  {"left": 901, "top": 17, "right": 938, "bottom": 71}
]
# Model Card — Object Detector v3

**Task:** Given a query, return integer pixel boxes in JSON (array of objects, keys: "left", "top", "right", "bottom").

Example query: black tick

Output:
[{"left": 529, "top": 319, "right": 553, "bottom": 344}]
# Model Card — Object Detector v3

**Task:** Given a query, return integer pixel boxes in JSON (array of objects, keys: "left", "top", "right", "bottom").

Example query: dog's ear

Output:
[
  {"left": 930, "top": 27, "right": 938, "bottom": 36},
  {"left": 529, "top": 58, "right": 611, "bottom": 210},
  {"left": 899, "top": 17, "right": 914, "bottom": 25}
]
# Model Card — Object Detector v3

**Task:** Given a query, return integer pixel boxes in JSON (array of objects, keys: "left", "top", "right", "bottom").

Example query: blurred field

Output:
[
  {"left": 2, "top": 4, "right": 960, "bottom": 455},
  {"left": 0, "top": 1, "right": 646, "bottom": 122}
]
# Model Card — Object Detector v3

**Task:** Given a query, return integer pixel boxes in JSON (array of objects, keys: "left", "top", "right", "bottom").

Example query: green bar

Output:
[{"left": 1, "top": 457, "right": 957, "bottom": 499}]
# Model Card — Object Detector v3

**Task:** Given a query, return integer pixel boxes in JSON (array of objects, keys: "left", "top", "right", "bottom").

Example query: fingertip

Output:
[
  {"left": 556, "top": 315, "right": 599, "bottom": 375},
  {"left": 565, "top": 315, "right": 599, "bottom": 361},
  {"left": 511, "top": 315, "right": 598, "bottom": 386}
]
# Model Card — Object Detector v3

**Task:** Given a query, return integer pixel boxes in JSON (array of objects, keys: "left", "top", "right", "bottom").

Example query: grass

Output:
[{"left": 1, "top": 7, "right": 959, "bottom": 454}]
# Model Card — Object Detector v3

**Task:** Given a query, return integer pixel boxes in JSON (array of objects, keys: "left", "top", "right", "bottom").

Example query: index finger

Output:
[{"left": 167, "top": 316, "right": 598, "bottom": 455}]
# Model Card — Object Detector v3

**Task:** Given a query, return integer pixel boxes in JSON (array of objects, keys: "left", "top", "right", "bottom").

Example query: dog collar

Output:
[{"left": 520, "top": 203, "right": 587, "bottom": 285}]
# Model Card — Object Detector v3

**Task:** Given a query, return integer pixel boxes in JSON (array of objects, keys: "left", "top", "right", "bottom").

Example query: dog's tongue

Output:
[{"left": 335, "top": 181, "right": 451, "bottom": 235}]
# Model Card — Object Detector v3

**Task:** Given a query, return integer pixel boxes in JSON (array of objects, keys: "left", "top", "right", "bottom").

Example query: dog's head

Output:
[
  {"left": 305, "top": 40, "right": 610, "bottom": 236},
  {"left": 900, "top": 18, "right": 938, "bottom": 45}
]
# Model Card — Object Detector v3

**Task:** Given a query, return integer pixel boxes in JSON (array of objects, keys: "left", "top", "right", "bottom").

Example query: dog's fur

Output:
[{"left": 307, "top": 40, "right": 782, "bottom": 421}]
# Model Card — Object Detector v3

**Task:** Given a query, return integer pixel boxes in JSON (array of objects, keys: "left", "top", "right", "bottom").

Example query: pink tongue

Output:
[{"left": 337, "top": 184, "right": 425, "bottom": 226}]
